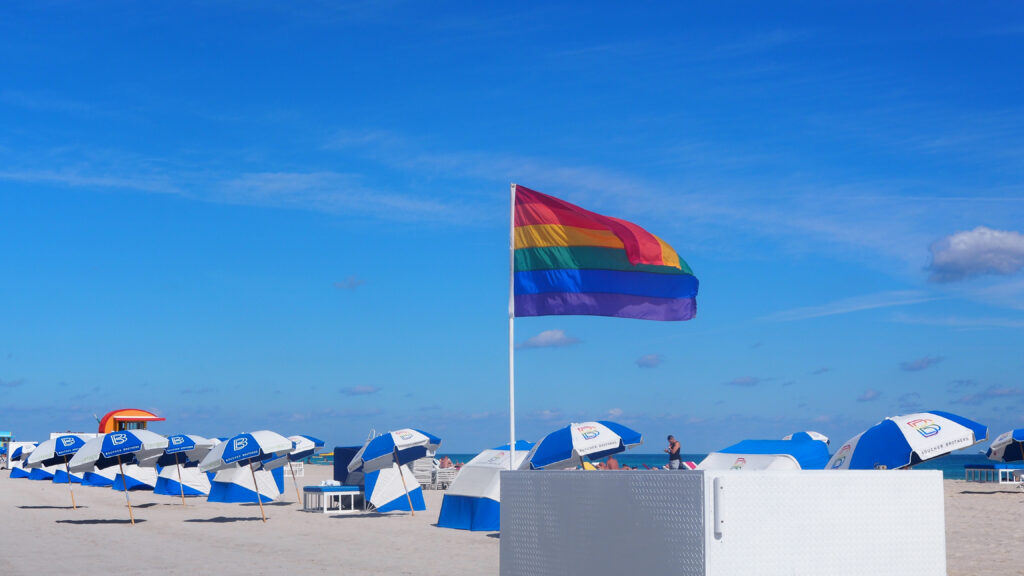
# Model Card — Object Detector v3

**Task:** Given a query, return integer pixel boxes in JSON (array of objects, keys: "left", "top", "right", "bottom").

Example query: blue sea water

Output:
[{"left": 438, "top": 452, "right": 992, "bottom": 479}]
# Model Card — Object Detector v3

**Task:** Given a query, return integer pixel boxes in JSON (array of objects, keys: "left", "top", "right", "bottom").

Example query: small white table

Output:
[{"left": 303, "top": 485, "right": 365, "bottom": 514}]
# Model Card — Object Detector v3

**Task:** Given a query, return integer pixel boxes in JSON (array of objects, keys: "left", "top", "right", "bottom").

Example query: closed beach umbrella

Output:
[
  {"left": 519, "top": 421, "right": 642, "bottom": 470},
  {"left": 348, "top": 428, "right": 442, "bottom": 516},
  {"left": 284, "top": 435, "right": 324, "bottom": 502},
  {"left": 987, "top": 429, "right": 1024, "bottom": 463},
  {"left": 783, "top": 431, "right": 830, "bottom": 446},
  {"left": 155, "top": 434, "right": 215, "bottom": 505},
  {"left": 438, "top": 440, "right": 533, "bottom": 531},
  {"left": 68, "top": 430, "right": 168, "bottom": 524},
  {"left": 199, "top": 430, "right": 292, "bottom": 523},
  {"left": 827, "top": 410, "right": 987, "bottom": 470},
  {"left": 26, "top": 435, "right": 87, "bottom": 509}
]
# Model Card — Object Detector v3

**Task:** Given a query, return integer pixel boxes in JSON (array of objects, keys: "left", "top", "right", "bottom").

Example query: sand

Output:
[{"left": 1, "top": 468, "right": 1020, "bottom": 575}]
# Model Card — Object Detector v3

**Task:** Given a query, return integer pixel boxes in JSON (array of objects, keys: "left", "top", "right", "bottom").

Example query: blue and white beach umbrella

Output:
[
  {"left": 348, "top": 429, "right": 442, "bottom": 473},
  {"left": 348, "top": 428, "right": 442, "bottom": 516},
  {"left": 155, "top": 434, "right": 215, "bottom": 504},
  {"left": 281, "top": 435, "right": 325, "bottom": 502},
  {"left": 827, "top": 410, "right": 987, "bottom": 470},
  {"left": 782, "top": 431, "right": 830, "bottom": 446},
  {"left": 25, "top": 435, "right": 87, "bottom": 509},
  {"left": 9, "top": 443, "right": 37, "bottom": 479},
  {"left": 520, "top": 421, "right": 643, "bottom": 470},
  {"left": 987, "top": 429, "right": 1024, "bottom": 463},
  {"left": 199, "top": 430, "right": 292, "bottom": 523},
  {"left": 438, "top": 440, "right": 533, "bottom": 532},
  {"left": 68, "top": 430, "right": 169, "bottom": 524}
]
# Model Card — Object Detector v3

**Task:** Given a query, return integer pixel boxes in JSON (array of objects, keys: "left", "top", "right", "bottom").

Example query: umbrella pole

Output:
[
  {"left": 394, "top": 450, "right": 414, "bottom": 517},
  {"left": 289, "top": 461, "right": 302, "bottom": 503},
  {"left": 119, "top": 456, "right": 135, "bottom": 525},
  {"left": 64, "top": 460, "right": 77, "bottom": 510},
  {"left": 249, "top": 462, "right": 267, "bottom": 523},
  {"left": 176, "top": 460, "right": 186, "bottom": 506}
]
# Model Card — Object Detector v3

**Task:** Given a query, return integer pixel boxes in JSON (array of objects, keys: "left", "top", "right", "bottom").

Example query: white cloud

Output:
[
  {"left": 516, "top": 329, "right": 580, "bottom": 350},
  {"left": 763, "top": 290, "right": 936, "bottom": 322},
  {"left": 725, "top": 376, "right": 761, "bottom": 387},
  {"left": 929, "top": 226, "right": 1024, "bottom": 282}
]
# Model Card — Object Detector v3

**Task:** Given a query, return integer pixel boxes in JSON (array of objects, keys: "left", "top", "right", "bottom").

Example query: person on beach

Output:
[
  {"left": 606, "top": 455, "right": 620, "bottom": 470},
  {"left": 665, "top": 435, "right": 682, "bottom": 469}
]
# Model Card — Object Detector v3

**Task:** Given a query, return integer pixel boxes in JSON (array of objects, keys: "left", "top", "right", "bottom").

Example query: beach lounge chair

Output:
[
  {"left": 412, "top": 457, "right": 436, "bottom": 489},
  {"left": 435, "top": 466, "right": 458, "bottom": 489}
]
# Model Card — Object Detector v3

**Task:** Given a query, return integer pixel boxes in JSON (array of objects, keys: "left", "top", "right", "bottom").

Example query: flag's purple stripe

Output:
[{"left": 515, "top": 293, "right": 696, "bottom": 321}]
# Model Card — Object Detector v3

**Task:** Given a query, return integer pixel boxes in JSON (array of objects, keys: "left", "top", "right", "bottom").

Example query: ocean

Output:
[{"left": 437, "top": 452, "right": 992, "bottom": 479}]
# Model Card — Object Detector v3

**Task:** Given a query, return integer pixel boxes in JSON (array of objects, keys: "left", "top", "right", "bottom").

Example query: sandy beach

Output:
[{"left": 1, "top": 468, "right": 1021, "bottom": 575}]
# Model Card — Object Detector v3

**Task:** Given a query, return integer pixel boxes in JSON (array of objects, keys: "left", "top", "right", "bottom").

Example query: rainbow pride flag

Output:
[{"left": 513, "top": 184, "right": 698, "bottom": 321}]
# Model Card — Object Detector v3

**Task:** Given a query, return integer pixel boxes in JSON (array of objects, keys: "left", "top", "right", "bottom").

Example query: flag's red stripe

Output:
[{"left": 514, "top": 185, "right": 666, "bottom": 266}]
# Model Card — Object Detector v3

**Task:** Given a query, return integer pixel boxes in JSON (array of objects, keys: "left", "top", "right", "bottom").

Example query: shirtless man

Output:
[{"left": 665, "top": 435, "right": 682, "bottom": 469}]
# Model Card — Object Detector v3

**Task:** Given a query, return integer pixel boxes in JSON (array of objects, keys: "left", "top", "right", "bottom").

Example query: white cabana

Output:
[
  {"left": 365, "top": 464, "right": 425, "bottom": 512},
  {"left": 155, "top": 465, "right": 213, "bottom": 497},
  {"left": 438, "top": 441, "right": 532, "bottom": 531}
]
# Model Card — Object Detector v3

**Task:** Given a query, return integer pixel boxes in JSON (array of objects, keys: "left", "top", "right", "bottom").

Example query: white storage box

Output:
[{"left": 500, "top": 469, "right": 945, "bottom": 576}]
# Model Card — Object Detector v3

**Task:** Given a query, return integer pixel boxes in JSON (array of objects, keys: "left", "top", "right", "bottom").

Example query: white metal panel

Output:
[{"left": 703, "top": 470, "right": 946, "bottom": 575}]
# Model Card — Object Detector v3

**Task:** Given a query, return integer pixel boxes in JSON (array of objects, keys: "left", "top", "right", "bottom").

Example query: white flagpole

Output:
[{"left": 509, "top": 182, "right": 517, "bottom": 471}]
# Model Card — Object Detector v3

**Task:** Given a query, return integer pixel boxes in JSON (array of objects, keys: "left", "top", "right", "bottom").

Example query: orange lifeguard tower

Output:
[{"left": 97, "top": 409, "right": 165, "bottom": 433}]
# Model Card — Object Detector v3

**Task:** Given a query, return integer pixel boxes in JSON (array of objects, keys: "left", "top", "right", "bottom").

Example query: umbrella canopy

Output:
[
  {"left": 828, "top": 410, "right": 987, "bottom": 470},
  {"left": 347, "top": 428, "right": 442, "bottom": 473},
  {"left": 25, "top": 435, "right": 87, "bottom": 509},
  {"left": 156, "top": 434, "right": 215, "bottom": 467},
  {"left": 11, "top": 443, "right": 35, "bottom": 462},
  {"left": 438, "top": 441, "right": 533, "bottom": 531},
  {"left": 783, "top": 431, "right": 830, "bottom": 445},
  {"left": 199, "top": 431, "right": 292, "bottom": 472},
  {"left": 987, "top": 429, "right": 1024, "bottom": 463},
  {"left": 25, "top": 435, "right": 86, "bottom": 469},
  {"left": 288, "top": 435, "right": 325, "bottom": 461},
  {"left": 68, "top": 430, "right": 168, "bottom": 472},
  {"left": 520, "top": 421, "right": 642, "bottom": 470},
  {"left": 198, "top": 430, "right": 292, "bottom": 522}
]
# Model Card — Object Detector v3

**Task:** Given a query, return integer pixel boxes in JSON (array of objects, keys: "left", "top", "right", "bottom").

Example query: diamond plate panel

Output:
[{"left": 500, "top": 470, "right": 706, "bottom": 576}]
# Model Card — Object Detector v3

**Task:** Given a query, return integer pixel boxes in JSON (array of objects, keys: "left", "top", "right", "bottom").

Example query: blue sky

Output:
[{"left": 2, "top": 2, "right": 1023, "bottom": 453}]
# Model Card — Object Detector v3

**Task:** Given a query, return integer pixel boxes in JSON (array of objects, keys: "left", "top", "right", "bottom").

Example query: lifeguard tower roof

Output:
[{"left": 97, "top": 409, "right": 165, "bottom": 433}]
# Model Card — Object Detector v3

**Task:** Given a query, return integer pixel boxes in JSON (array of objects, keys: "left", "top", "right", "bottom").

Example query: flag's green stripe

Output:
[{"left": 515, "top": 246, "right": 693, "bottom": 276}]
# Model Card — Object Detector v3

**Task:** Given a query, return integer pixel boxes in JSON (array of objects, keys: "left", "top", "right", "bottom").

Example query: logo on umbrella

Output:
[
  {"left": 60, "top": 437, "right": 77, "bottom": 447},
  {"left": 577, "top": 425, "right": 600, "bottom": 440},
  {"left": 731, "top": 457, "right": 746, "bottom": 469},
  {"left": 171, "top": 436, "right": 184, "bottom": 445},
  {"left": 398, "top": 431, "right": 415, "bottom": 441},
  {"left": 831, "top": 444, "right": 852, "bottom": 469},
  {"left": 486, "top": 452, "right": 505, "bottom": 464},
  {"left": 906, "top": 418, "right": 941, "bottom": 438},
  {"left": 111, "top": 433, "right": 128, "bottom": 446},
  {"left": 233, "top": 437, "right": 248, "bottom": 451}
]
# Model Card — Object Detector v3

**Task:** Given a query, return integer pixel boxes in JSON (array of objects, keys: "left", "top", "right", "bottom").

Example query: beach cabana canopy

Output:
[
  {"left": 438, "top": 440, "right": 533, "bottom": 532},
  {"left": 828, "top": 410, "right": 987, "bottom": 470},
  {"left": 699, "top": 436, "right": 831, "bottom": 471}
]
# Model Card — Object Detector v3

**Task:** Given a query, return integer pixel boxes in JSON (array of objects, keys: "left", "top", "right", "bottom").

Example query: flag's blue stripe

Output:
[{"left": 515, "top": 269, "right": 698, "bottom": 299}]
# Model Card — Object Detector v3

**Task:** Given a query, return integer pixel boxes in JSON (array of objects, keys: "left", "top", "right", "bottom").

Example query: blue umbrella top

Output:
[
  {"left": 27, "top": 435, "right": 87, "bottom": 468},
  {"left": 348, "top": 428, "right": 442, "bottom": 473},
  {"left": 526, "top": 421, "right": 642, "bottom": 470},
  {"left": 288, "top": 434, "right": 326, "bottom": 461},
  {"left": 987, "top": 429, "right": 1024, "bottom": 463}
]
